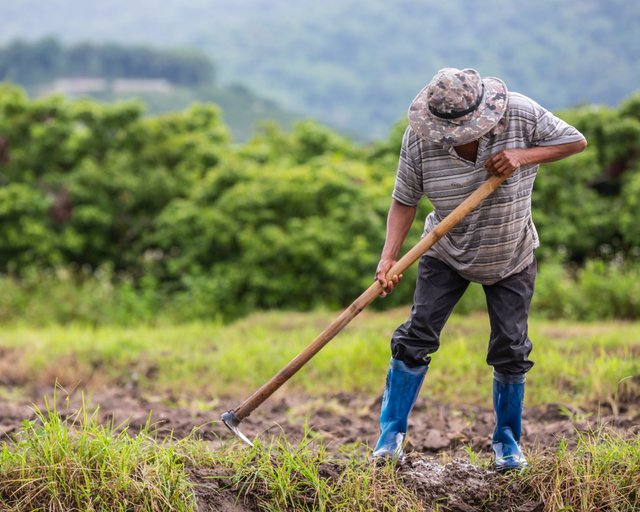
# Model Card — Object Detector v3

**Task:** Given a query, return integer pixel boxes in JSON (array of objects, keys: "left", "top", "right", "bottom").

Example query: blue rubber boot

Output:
[
  {"left": 492, "top": 371, "right": 528, "bottom": 472},
  {"left": 372, "top": 358, "right": 427, "bottom": 461}
]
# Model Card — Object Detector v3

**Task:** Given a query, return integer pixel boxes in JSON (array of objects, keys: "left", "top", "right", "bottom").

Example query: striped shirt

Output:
[{"left": 392, "top": 92, "right": 585, "bottom": 284}]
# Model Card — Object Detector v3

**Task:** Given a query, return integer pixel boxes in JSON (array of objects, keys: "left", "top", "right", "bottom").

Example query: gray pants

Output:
[{"left": 391, "top": 255, "right": 536, "bottom": 375}]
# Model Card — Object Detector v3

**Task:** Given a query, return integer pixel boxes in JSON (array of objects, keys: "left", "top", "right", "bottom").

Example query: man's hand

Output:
[
  {"left": 484, "top": 148, "right": 528, "bottom": 176},
  {"left": 376, "top": 199, "right": 416, "bottom": 297},
  {"left": 376, "top": 258, "right": 402, "bottom": 297},
  {"left": 484, "top": 140, "right": 588, "bottom": 176}
]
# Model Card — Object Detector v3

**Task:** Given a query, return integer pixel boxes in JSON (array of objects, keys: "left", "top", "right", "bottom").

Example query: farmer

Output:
[{"left": 373, "top": 68, "right": 587, "bottom": 470}]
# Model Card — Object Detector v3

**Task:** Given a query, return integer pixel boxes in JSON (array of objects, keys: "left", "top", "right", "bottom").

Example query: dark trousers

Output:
[{"left": 391, "top": 255, "right": 536, "bottom": 375}]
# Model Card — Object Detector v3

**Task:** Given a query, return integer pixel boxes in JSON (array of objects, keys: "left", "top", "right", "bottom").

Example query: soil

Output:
[{"left": 0, "top": 388, "right": 638, "bottom": 511}]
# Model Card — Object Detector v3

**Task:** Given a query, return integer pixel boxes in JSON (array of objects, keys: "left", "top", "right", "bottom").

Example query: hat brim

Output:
[{"left": 408, "top": 77, "right": 508, "bottom": 145}]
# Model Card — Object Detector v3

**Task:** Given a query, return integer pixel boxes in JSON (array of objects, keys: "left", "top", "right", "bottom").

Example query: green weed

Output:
[
  {"left": 181, "top": 430, "right": 423, "bottom": 511},
  {"left": 516, "top": 430, "right": 640, "bottom": 511},
  {"left": 0, "top": 397, "right": 195, "bottom": 511},
  {"left": 1, "top": 397, "right": 639, "bottom": 511}
]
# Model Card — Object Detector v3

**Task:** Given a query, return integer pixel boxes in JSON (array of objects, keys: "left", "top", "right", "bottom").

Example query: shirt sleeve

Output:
[
  {"left": 526, "top": 97, "right": 586, "bottom": 147},
  {"left": 392, "top": 126, "right": 424, "bottom": 206}
]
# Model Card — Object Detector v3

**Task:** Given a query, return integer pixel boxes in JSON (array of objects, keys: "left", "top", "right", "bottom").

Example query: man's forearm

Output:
[
  {"left": 520, "top": 139, "right": 588, "bottom": 166},
  {"left": 380, "top": 200, "right": 418, "bottom": 260},
  {"left": 485, "top": 139, "right": 587, "bottom": 176}
]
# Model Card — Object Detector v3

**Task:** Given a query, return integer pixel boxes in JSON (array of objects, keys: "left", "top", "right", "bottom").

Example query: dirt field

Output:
[{"left": 1, "top": 387, "right": 637, "bottom": 511}]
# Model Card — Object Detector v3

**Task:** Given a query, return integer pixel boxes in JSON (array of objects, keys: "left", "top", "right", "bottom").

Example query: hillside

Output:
[
  {"left": 0, "top": 0, "right": 638, "bottom": 138},
  {"left": 0, "top": 39, "right": 297, "bottom": 141}
]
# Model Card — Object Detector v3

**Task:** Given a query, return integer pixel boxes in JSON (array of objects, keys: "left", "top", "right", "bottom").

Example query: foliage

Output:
[
  {"left": 0, "top": 86, "right": 639, "bottom": 320},
  {"left": 0, "top": 85, "right": 229, "bottom": 274},
  {"left": 1, "top": 258, "right": 640, "bottom": 325},
  {"left": 532, "top": 93, "right": 640, "bottom": 262},
  {"left": 534, "top": 258, "right": 640, "bottom": 321},
  {"left": 151, "top": 158, "right": 391, "bottom": 314}
]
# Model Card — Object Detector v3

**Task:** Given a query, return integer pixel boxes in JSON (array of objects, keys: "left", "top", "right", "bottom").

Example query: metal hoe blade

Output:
[{"left": 221, "top": 410, "right": 254, "bottom": 447}]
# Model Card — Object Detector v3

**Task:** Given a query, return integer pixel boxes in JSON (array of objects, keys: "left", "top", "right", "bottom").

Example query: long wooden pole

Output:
[{"left": 226, "top": 170, "right": 513, "bottom": 423}]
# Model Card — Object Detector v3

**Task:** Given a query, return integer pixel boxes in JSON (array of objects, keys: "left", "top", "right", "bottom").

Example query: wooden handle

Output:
[{"left": 232, "top": 170, "right": 512, "bottom": 421}]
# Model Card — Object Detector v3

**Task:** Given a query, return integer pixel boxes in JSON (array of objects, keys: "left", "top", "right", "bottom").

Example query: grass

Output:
[
  {"left": 2, "top": 402, "right": 639, "bottom": 511},
  {"left": 182, "top": 431, "right": 423, "bottom": 512},
  {"left": 0, "top": 398, "right": 424, "bottom": 511},
  {"left": 182, "top": 428, "right": 640, "bottom": 512},
  {"left": 0, "top": 309, "right": 638, "bottom": 409},
  {"left": 3, "top": 404, "right": 639, "bottom": 511},
  {"left": 0, "top": 397, "right": 194, "bottom": 511},
  {"left": 519, "top": 430, "right": 640, "bottom": 511},
  {"left": 0, "top": 310, "right": 638, "bottom": 510}
]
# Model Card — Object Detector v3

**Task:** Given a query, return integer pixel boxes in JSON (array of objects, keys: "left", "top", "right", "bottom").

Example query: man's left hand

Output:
[{"left": 484, "top": 149, "right": 528, "bottom": 176}]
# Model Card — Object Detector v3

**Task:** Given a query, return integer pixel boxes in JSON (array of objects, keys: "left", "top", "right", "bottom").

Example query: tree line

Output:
[
  {"left": 0, "top": 38, "right": 214, "bottom": 86},
  {"left": 0, "top": 84, "right": 639, "bottom": 320}
]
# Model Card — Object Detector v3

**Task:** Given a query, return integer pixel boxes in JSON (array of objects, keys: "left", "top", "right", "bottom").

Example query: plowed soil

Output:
[{"left": 1, "top": 389, "right": 638, "bottom": 511}]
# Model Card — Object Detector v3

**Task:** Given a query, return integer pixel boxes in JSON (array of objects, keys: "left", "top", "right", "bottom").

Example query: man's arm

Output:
[
  {"left": 484, "top": 139, "right": 588, "bottom": 176},
  {"left": 376, "top": 199, "right": 417, "bottom": 297}
]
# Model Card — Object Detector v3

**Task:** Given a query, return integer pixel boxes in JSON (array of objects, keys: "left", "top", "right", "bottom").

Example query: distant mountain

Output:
[
  {"left": 1, "top": 0, "right": 638, "bottom": 139},
  {"left": 0, "top": 38, "right": 296, "bottom": 141}
]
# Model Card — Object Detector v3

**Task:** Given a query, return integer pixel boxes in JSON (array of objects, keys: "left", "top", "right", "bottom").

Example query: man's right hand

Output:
[
  {"left": 376, "top": 258, "right": 402, "bottom": 297},
  {"left": 376, "top": 199, "right": 416, "bottom": 297}
]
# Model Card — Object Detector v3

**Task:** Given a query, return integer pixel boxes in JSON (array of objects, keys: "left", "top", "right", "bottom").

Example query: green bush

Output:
[
  {"left": 531, "top": 258, "right": 640, "bottom": 320},
  {"left": 0, "top": 257, "right": 637, "bottom": 325},
  {"left": 0, "top": 85, "right": 639, "bottom": 321}
]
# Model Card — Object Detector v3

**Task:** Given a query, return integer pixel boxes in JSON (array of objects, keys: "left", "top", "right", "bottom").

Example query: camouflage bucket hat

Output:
[{"left": 408, "top": 68, "right": 508, "bottom": 145}]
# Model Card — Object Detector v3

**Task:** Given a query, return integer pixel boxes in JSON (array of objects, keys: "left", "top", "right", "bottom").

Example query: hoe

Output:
[{"left": 222, "top": 170, "right": 515, "bottom": 445}]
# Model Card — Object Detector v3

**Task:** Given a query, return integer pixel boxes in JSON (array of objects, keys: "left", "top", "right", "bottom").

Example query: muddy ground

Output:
[{"left": 1, "top": 388, "right": 638, "bottom": 511}]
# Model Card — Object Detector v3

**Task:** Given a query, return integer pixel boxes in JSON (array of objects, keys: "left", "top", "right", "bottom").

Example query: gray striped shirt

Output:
[{"left": 392, "top": 92, "right": 585, "bottom": 284}]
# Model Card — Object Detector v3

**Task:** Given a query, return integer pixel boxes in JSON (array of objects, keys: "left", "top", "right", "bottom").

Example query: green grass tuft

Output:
[
  {"left": 0, "top": 397, "right": 195, "bottom": 511},
  {"left": 183, "top": 430, "right": 422, "bottom": 512},
  {"left": 1, "top": 398, "right": 639, "bottom": 511},
  {"left": 517, "top": 430, "right": 640, "bottom": 511}
]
